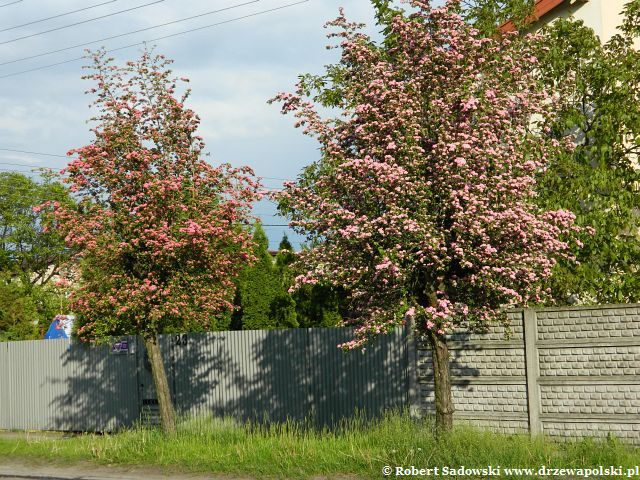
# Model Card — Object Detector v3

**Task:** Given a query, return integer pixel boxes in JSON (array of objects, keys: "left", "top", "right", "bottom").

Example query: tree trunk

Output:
[
  {"left": 143, "top": 335, "right": 177, "bottom": 436},
  {"left": 428, "top": 330, "right": 454, "bottom": 432}
]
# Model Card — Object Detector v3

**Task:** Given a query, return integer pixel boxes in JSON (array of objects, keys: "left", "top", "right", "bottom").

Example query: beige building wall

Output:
[{"left": 534, "top": 0, "right": 628, "bottom": 43}]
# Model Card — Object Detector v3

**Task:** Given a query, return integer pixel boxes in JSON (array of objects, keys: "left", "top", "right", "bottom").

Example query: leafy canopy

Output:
[
  {"left": 0, "top": 274, "right": 68, "bottom": 341},
  {"left": 0, "top": 172, "right": 74, "bottom": 286},
  {"left": 232, "top": 224, "right": 298, "bottom": 330},
  {"left": 275, "top": 235, "right": 345, "bottom": 328}
]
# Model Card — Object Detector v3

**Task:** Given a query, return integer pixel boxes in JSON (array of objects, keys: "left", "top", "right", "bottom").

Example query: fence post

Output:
[{"left": 523, "top": 309, "right": 542, "bottom": 436}]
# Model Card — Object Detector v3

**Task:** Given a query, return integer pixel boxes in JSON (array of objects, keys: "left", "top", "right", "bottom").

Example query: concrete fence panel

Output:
[{"left": 418, "top": 304, "right": 640, "bottom": 444}]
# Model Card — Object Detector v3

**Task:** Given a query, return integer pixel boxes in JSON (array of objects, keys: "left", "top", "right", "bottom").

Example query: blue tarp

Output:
[{"left": 44, "top": 315, "right": 74, "bottom": 339}]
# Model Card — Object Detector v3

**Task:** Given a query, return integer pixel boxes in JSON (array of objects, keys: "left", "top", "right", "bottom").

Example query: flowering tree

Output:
[
  {"left": 46, "top": 50, "right": 260, "bottom": 434},
  {"left": 272, "top": 0, "right": 580, "bottom": 430}
]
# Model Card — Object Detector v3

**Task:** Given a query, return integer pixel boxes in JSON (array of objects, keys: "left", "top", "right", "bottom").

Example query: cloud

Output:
[
  {"left": 0, "top": 0, "right": 383, "bottom": 248},
  {"left": 0, "top": 98, "right": 85, "bottom": 149},
  {"left": 183, "top": 64, "right": 298, "bottom": 140}
]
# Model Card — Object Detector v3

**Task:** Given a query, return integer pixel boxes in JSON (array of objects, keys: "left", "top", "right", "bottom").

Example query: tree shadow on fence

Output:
[
  {"left": 167, "top": 327, "right": 487, "bottom": 428},
  {"left": 45, "top": 334, "right": 233, "bottom": 432},
  {"left": 225, "top": 327, "right": 412, "bottom": 428},
  {"left": 417, "top": 333, "right": 482, "bottom": 413},
  {"left": 228, "top": 328, "right": 311, "bottom": 425},
  {"left": 169, "top": 332, "right": 250, "bottom": 420},
  {"left": 162, "top": 327, "right": 415, "bottom": 429},
  {"left": 47, "top": 337, "right": 139, "bottom": 432},
  {"left": 16, "top": 326, "right": 485, "bottom": 433}
]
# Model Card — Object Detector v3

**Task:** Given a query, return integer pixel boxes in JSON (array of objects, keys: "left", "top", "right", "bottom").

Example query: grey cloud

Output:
[{"left": 0, "top": 0, "right": 380, "bottom": 249}]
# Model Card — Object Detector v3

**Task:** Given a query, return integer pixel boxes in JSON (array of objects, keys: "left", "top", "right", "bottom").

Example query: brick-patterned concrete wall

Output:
[
  {"left": 418, "top": 310, "right": 529, "bottom": 434},
  {"left": 535, "top": 305, "right": 640, "bottom": 445},
  {"left": 417, "top": 304, "right": 640, "bottom": 444}
]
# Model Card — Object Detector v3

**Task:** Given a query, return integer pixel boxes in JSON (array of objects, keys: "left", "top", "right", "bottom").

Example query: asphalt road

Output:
[
  {"left": 0, "top": 460, "right": 246, "bottom": 480},
  {"left": 1, "top": 475, "right": 68, "bottom": 480}
]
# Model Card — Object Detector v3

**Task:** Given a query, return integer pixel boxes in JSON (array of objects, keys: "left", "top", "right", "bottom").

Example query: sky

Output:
[{"left": 0, "top": 0, "right": 387, "bottom": 250}]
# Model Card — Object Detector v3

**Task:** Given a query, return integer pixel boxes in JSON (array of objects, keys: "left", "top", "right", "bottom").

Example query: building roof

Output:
[{"left": 499, "top": 0, "right": 566, "bottom": 33}]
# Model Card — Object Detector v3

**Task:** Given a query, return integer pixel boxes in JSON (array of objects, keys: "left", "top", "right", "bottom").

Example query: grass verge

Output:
[{"left": 0, "top": 412, "right": 638, "bottom": 478}]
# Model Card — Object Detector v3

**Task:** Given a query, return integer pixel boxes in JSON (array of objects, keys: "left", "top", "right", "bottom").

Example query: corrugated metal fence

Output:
[
  {"left": 0, "top": 327, "right": 416, "bottom": 432},
  {"left": 0, "top": 338, "right": 140, "bottom": 432}
]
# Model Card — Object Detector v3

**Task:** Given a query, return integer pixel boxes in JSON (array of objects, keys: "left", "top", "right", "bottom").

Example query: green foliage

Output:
[
  {"left": 457, "top": 0, "right": 535, "bottom": 36},
  {"left": 0, "top": 173, "right": 73, "bottom": 341},
  {"left": 0, "top": 172, "right": 74, "bottom": 286},
  {"left": 0, "top": 274, "right": 67, "bottom": 341},
  {"left": 275, "top": 235, "right": 345, "bottom": 328},
  {"left": 368, "top": 1, "right": 536, "bottom": 49},
  {"left": 0, "top": 277, "right": 37, "bottom": 341},
  {"left": 232, "top": 225, "right": 298, "bottom": 330},
  {"left": 534, "top": 14, "right": 640, "bottom": 304},
  {"left": 274, "top": 234, "right": 295, "bottom": 271},
  {"left": 292, "top": 284, "right": 344, "bottom": 328},
  {"left": 233, "top": 232, "right": 346, "bottom": 330}
]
